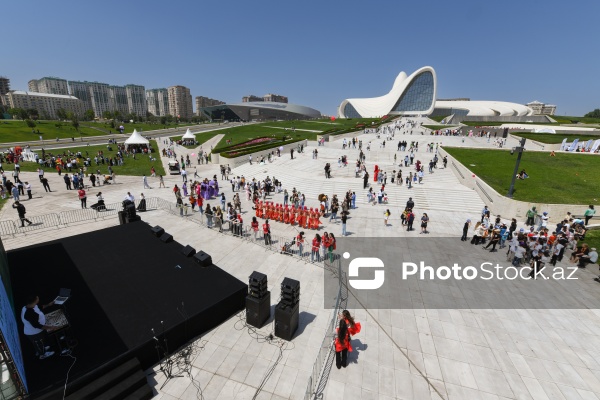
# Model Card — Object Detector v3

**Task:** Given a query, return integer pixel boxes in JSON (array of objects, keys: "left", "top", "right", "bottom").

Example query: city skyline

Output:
[{"left": 1, "top": 0, "right": 599, "bottom": 117}]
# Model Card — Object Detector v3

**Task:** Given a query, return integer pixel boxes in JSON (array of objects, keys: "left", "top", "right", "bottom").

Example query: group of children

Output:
[{"left": 254, "top": 200, "right": 322, "bottom": 229}]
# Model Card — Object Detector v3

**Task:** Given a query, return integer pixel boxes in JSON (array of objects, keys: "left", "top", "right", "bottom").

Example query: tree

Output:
[
  {"left": 165, "top": 114, "right": 174, "bottom": 123},
  {"left": 26, "top": 119, "right": 36, "bottom": 129},
  {"left": 84, "top": 109, "right": 95, "bottom": 121},
  {"left": 56, "top": 108, "right": 68, "bottom": 120},
  {"left": 160, "top": 116, "right": 167, "bottom": 125},
  {"left": 102, "top": 111, "right": 113, "bottom": 120},
  {"left": 26, "top": 108, "right": 39, "bottom": 120},
  {"left": 584, "top": 109, "right": 600, "bottom": 119},
  {"left": 71, "top": 118, "right": 80, "bottom": 132}
]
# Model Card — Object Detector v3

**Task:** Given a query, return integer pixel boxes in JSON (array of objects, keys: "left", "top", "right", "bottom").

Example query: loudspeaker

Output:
[
  {"left": 274, "top": 301, "right": 299, "bottom": 341},
  {"left": 193, "top": 251, "right": 212, "bottom": 267},
  {"left": 181, "top": 245, "right": 196, "bottom": 257},
  {"left": 246, "top": 292, "right": 271, "bottom": 328},
  {"left": 151, "top": 225, "right": 165, "bottom": 237},
  {"left": 160, "top": 233, "right": 173, "bottom": 243},
  {"left": 280, "top": 277, "right": 300, "bottom": 307},
  {"left": 118, "top": 211, "right": 127, "bottom": 225},
  {"left": 249, "top": 271, "right": 268, "bottom": 299}
]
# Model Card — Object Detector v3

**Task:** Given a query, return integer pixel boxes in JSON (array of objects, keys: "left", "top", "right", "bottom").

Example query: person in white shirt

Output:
[
  {"left": 579, "top": 248, "right": 598, "bottom": 269},
  {"left": 513, "top": 245, "right": 526, "bottom": 267},
  {"left": 124, "top": 192, "right": 134, "bottom": 203}
]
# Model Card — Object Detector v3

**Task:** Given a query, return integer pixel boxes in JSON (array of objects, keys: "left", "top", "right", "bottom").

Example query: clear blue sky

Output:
[{"left": 2, "top": 0, "right": 598, "bottom": 116}]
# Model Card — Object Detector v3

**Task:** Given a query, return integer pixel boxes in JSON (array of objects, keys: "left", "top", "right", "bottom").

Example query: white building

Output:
[
  {"left": 526, "top": 100, "right": 557, "bottom": 116},
  {"left": 4, "top": 91, "right": 86, "bottom": 119},
  {"left": 338, "top": 66, "right": 534, "bottom": 118}
]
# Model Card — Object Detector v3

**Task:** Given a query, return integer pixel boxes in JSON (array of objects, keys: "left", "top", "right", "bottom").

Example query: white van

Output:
[{"left": 168, "top": 160, "right": 181, "bottom": 175}]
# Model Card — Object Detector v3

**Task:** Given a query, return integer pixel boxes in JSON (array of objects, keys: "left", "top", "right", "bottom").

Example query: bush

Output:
[{"left": 220, "top": 138, "right": 304, "bottom": 158}]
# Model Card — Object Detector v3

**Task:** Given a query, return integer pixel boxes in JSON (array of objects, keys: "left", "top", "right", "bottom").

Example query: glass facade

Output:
[
  {"left": 429, "top": 107, "right": 469, "bottom": 118},
  {"left": 343, "top": 102, "right": 362, "bottom": 118},
  {"left": 391, "top": 71, "right": 434, "bottom": 113}
]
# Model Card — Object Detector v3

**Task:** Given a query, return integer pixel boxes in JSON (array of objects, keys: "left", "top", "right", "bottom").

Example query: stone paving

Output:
[{"left": 5, "top": 121, "right": 600, "bottom": 399}]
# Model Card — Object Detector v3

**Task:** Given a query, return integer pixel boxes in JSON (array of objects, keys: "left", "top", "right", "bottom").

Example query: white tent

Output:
[
  {"left": 181, "top": 129, "right": 196, "bottom": 140},
  {"left": 124, "top": 130, "right": 149, "bottom": 146},
  {"left": 534, "top": 128, "right": 556, "bottom": 133}
]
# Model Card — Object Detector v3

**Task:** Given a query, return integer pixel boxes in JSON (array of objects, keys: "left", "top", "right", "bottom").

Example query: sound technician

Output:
[{"left": 21, "top": 295, "right": 59, "bottom": 360}]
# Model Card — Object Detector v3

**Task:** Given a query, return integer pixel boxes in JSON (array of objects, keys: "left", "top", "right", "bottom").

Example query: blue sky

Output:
[{"left": 2, "top": 0, "right": 598, "bottom": 116}]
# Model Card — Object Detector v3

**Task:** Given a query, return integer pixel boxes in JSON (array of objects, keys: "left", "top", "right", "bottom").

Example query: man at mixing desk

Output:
[{"left": 21, "top": 295, "right": 59, "bottom": 359}]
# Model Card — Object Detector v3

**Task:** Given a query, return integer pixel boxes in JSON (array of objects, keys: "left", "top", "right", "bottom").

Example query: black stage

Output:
[{"left": 8, "top": 222, "right": 247, "bottom": 397}]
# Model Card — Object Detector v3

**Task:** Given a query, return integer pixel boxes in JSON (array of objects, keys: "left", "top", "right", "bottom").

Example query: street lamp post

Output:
[{"left": 507, "top": 137, "right": 526, "bottom": 198}]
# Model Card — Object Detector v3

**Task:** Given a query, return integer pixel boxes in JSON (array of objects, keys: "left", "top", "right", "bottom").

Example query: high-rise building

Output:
[
  {"left": 68, "top": 80, "right": 93, "bottom": 111},
  {"left": 146, "top": 88, "right": 170, "bottom": 117},
  {"left": 125, "top": 84, "right": 147, "bottom": 117},
  {"left": 28, "top": 77, "right": 69, "bottom": 95},
  {"left": 108, "top": 85, "right": 129, "bottom": 116},
  {"left": 195, "top": 96, "right": 225, "bottom": 114},
  {"left": 4, "top": 91, "right": 86, "bottom": 119},
  {"left": 242, "top": 95, "right": 263, "bottom": 103},
  {"left": 88, "top": 82, "right": 111, "bottom": 119},
  {"left": 263, "top": 93, "right": 288, "bottom": 103},
  {"left": 167, "top": 85, "right": 193, "bottom": 120},
  {"left": 526, "top": 100, "right": 557, "bottom": 116},
  {"left": 0, "top": 76, "right": 10, "bottom": 95}
]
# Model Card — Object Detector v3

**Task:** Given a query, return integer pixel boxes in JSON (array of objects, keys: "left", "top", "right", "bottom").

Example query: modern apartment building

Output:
[
  {"left": 28, "top": 77, "right": 69, "bottom": 95},
  {"left": 108, "top": 85, "right": 129, "bottom": 116},
  {"left": 0, "top": 76, "right": 11, "bottom": 95},
  {"left": 263, "top": 93, "right": 288, "bottom": 103},
  {"left": 526, "top": 100, "right": 557, "bottom": 116},
  {"left": 68, "top": 80, "right": 93, "bottom": 111},
  {"left": 146, "top": 88, "right": 170, "bottom": 117},
  {"left": 242, "top": 95, "right": 263, "bottom": 103},
  {"left": 167, "top": 85, "right": 193, "bottom": 120},
  {"left": 4, "top": 91, "right": 85, "bottom": 119},
  {"left": 125, "top": 84, "right": 147, "bottom": 117},
  {"left": 195, "top": 96, "right": 225, "bottom": 114}
]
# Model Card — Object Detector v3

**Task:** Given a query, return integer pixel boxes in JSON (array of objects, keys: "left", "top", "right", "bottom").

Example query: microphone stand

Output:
[{"left": 153, "top": 321, "right": 182, "bottom": 389}]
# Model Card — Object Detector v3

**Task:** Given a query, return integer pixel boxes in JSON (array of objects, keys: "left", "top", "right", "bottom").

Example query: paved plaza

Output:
[{"left": 4, "top": 123, "right": 600, "bottom": 400}]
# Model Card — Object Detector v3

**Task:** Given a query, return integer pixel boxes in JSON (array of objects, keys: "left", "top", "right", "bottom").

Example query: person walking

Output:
[
  {"left": 584, "top": 205, "right": 596, "bottom": 226},
  {"left": 384, "top": 209, "right": 390, "bottom": 226},
  {"left": 25, "top": 182, "right": 32, "bottom": 200},
  {"left": 12, "top": 201, "right": 32, "bottom": 226},
  {"left": 78, "top": 188, "right": 87, "bottom": 208},
  {"left": 407, "top": 210, "right": 415, "bottom": 231},
  {"left": 420, "top": 213, "right": 429, "bottom": 234},
  {"left": 41, "top": 177, "right": 51, "bottom": 192},
  {"left": 159, "top": 175, "right": 165, "bottom": 188},
  {"left": 143, "top": 175, "right": 151, "bottom": 189},
  {"left": 525, "top": 206, "right": 536, "bottom": 226}
]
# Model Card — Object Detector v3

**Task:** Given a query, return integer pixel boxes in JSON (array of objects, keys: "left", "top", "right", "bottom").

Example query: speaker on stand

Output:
[
  {"left": 246, "top": 271, "right": 270, "bottom": 328},
  {"left": 275, "top": 277, "right": 300, "bottom": 341}
]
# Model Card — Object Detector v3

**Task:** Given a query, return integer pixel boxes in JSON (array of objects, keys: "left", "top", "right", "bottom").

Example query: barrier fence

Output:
[{"left": 0, "top": 196, "right": 346, "bottom": 398}]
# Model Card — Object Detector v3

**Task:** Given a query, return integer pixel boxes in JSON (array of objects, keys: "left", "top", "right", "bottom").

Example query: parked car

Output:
[{"left": 168, "top": 160, "right": 181, "bottom": 175}]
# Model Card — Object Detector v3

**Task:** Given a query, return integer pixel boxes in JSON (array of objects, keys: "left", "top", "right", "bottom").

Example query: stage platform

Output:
[{"left": 8, "top": 221, "right": 247, "bottom": 398}]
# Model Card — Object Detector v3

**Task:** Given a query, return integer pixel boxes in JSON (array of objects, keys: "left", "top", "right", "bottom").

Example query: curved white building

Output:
[
  {"left": 338, "top": 66, "right": 533, "bottom": 118},
  {"left": 338, "top": 66, "right": 437, "bottom": 118}
]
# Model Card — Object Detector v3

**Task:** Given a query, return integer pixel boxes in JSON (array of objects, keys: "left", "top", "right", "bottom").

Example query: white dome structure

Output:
[
  {"left": 338, "top": 66, "right": 437, "bottom": 118},
  {"left": 338, "top": 66, "right": 534, "bottom": 118}
]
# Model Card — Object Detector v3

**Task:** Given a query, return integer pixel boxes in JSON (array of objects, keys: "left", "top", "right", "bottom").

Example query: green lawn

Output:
[
  {"left": 211, "top": 118, "right": 378, "bottom": 152},
  {"left": 15, "top": 140, "right": 165, "bottom": 177},
  {"left": 512, "top": 132, "right": 600, "bottom": 144},
  {"left": 0, "top": 120, "right": 107, "bottom": 142},
  {"left": 554, "top": 115, "right": 600, "bottom": 124},
  {"left": 445, "top": 147, "right": 600, "bottom": 204},
  {"left": 85, "top": 121, "right": 196, "bottom": 134},
  {"left": 424, "top": 125, "right": 458, "bottom": 130}
]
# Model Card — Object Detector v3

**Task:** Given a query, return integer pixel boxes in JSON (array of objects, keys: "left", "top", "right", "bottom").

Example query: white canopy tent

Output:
[
  {"left": 124, "top": 130, "right": 149, "bottom": 146},
  {"left": 181, "top": 129, "right": 196, "bottom": 140}
]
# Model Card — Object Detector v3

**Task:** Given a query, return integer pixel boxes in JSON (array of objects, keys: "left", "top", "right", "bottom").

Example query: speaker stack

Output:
[
  {"left": 275, "top": 277, "right": 300, "bottom": 341},
  {"left": 151, "top": 225, "right": 165, "bottom": 237},
  {"left": 246, "top": 271, "right": 270, "bottom": 328},
  {"left": 181, "top": 245, "right": 196, "bottom": 257}
]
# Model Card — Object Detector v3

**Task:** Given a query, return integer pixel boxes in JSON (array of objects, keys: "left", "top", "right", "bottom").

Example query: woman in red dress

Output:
[
  {"left": 373, "top": 165, "right": 379, "bottom": 182},
  {"left": 283, "top": 205, "right": 290, "bottom": 224},
  {"left": 335, "top": 320, "right": 351, "bottom": 369}
]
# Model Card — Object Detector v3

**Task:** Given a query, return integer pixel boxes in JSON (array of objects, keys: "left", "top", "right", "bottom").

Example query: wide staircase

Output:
[{"left": 231, "top": 144, "right": 485, "bottom": 214}]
